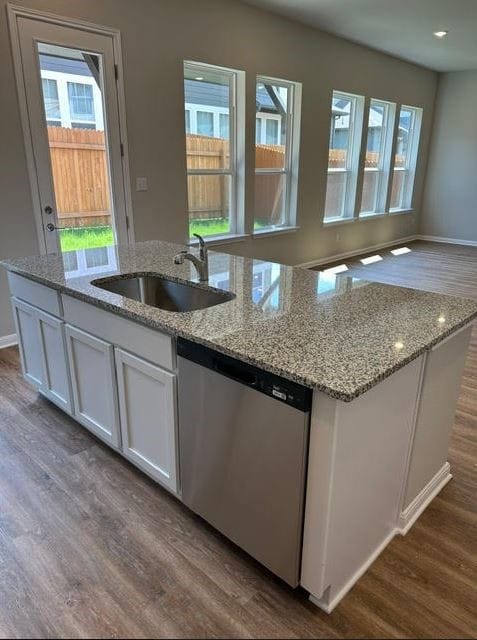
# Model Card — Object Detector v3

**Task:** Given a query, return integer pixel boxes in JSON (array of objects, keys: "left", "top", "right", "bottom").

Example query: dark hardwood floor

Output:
[{"left": 0, "top": 240, "right": 476, "bottom": 638}]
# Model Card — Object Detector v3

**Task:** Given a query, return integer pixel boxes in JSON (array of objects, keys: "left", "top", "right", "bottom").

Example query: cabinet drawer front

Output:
[
  {"left": 65, "top": 325, "right": 120, "bottom": 448},
  {"left": 62, "top": 295, "right": 175, "bottom": 371},
  {"left": 115, "top": 348, "right": 178, "bottom": 494},
  {"left": 8, "top": 272, "right": 62, "bottom": 317}
]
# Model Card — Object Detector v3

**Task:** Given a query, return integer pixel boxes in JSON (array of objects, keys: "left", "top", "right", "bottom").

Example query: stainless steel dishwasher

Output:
[{"left": 177, "top": 338, "right": 312, "bottom": 587}]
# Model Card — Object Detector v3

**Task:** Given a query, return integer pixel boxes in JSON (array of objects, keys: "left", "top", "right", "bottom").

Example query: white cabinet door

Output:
[
  {"left": 37, "top": 309, "right": 72, "bottom": 413},
  {"left": 65, "top": 325, "right": 120, "bottom": 448},
  {"left": 11, "top": 297, "right": 43, "bottom": 389},
  {"left": 115, "top": 348, "right": 178, "bottom": 494}
]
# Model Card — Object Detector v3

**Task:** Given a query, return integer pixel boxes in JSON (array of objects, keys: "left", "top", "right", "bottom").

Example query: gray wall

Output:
[
  {"left": 0, "top": 0, "right": 438, "bottom": 338},
  {"left": 421, "top": 71, "right": 477, "bottom": 243}
]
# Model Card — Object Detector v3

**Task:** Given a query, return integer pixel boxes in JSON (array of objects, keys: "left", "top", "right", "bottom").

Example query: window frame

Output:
[
  {"left": 184, "top": 61, "right": 244, "bottom": 239},
  {"left": 254, "top": 75, "right": 302, "bottom": 233},
  {"left": 359, "top": 98, "right": 396, "bottom": 217},
  {"left": 389, "top": 105, "right": 423, "bottom": 212},
  {"left": 323, "top": 90, "right": 365, "bottom": 224}
]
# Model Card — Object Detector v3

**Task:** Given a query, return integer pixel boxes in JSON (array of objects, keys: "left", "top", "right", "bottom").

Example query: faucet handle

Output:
[
  {"left": 193, "top": 233, "right": 207, "bottom": 260},
  {"left": 193, "top": 233, "right": 205, "bottom": 247}
]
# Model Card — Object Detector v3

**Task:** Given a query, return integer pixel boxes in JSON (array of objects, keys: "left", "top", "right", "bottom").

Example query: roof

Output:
[
  {"left": 39, "top": 53, "right": 92, "bottom": 78},
  {"left": 184, "top": 80, "right": 279, "bottom": 113}
]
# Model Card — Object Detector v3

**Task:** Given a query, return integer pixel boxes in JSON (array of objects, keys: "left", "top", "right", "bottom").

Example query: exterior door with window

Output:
[{"left": 11, "top": 10, "right": 130, "bottom": 254}]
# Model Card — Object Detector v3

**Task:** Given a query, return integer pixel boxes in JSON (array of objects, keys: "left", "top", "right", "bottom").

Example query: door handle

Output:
[{"left": 46, "top": 222, "right": 70, "bottom": 232}]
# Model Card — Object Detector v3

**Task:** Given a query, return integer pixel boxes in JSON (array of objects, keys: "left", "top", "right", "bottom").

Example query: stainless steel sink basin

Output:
[{"left": 91, "top": 274, "right": 235, "bottom": 312}]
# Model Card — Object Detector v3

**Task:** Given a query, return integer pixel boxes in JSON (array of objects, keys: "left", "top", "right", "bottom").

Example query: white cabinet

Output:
[
  {"left": 115, "top": 348, "right": 178, "bottom": 493},
  {"left": 65, "top": 325, "right": 120, "bottom": 448},
  {"left": 11, "top": 297, "right": 44, "bottom": 389},
  {"left": 10, "top": 279, "right": 179, "bottom": 496},
  {"left": 37, "top": 308, "right": 72, "bottom": 412},
  {"left": 11, "top": 297, "right": 72, "bottom": 412}
]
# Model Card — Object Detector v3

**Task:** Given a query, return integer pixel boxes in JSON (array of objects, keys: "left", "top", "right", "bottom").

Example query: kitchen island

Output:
[{"left": 2, "top": 240, "right": 476, "bottom": 612}]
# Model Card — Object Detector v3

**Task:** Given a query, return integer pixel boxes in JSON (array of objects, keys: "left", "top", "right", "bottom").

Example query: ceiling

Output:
[{"left": 244, "top": 0, "right": 477, "bottom": 72}]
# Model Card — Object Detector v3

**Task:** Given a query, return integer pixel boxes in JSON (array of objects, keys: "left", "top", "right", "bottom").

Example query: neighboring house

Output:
[
  {"left": 331, "top": 97, "right": 410, "bottom": 153},
  {"left": 40, "top": 61, "right": 408, "bottom": 155},
  {"left": 39, "top": 52, "right": 104, "bottom": 130},
  {"left": 184, "top": 79, "right": 286, "bottom": 145}
]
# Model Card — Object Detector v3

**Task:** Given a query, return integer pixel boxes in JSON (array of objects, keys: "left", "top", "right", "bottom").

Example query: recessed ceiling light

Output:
[{"left": 433, "top": 30, "right": 449, "bottom": 38}]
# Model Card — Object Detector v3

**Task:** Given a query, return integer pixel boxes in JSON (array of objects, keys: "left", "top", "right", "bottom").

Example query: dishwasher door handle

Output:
[{"left": 212, "top": 358, "right": 259, "bottom": 388}]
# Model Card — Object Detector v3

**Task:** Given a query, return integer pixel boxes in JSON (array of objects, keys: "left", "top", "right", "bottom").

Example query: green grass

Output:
[
  {"left": 189, "top": 218, "right": 271, "bottom": 237},
  {"left": 60, "top": 226, "right": 114, "bottom": 252},
  {"left": 59, "top": 218, "right": 275, "bottom": 252},
  {"left": 189, "top": 218, "right": 231, "bottom": 237}
]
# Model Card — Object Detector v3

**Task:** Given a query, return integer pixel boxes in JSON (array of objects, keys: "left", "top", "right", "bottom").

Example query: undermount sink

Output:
[{"left": 91, "top": 274, "right": 235, "bottom": 312}]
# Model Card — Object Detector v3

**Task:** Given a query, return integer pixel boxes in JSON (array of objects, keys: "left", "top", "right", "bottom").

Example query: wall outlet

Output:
[{"left": 136, "top": 177, "right": 148, "bottom": 191}]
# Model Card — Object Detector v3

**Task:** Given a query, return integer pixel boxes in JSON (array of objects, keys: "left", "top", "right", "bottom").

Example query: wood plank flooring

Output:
[{"left": 0, "top": 240, "right": 476, "bottom": 639}]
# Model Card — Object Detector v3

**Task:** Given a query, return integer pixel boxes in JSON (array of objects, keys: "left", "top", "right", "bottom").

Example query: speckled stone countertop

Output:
[{"left": 2, "top": 240, "right": 477, "bottom": 401}]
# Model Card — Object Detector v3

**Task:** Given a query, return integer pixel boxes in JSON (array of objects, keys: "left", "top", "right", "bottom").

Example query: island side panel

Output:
[
  {"left": 400, "top": 325, "right": 473, "bottom": 530},
  {"left": 301, "top": 356, "right": 423, "bottom": 613}
]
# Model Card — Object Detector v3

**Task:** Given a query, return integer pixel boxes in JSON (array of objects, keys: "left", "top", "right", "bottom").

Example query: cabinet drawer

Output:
[
  {"left": 62, "top": 294, "right": 175, "bottom": 371},
  {"left": 8, "top": 272, "right": 62, "bottom": 317}
]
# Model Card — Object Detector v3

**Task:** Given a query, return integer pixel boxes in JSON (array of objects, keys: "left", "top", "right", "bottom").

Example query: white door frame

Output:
[{"left": 7, "top": 3, "right": 135, "bottom": 254}]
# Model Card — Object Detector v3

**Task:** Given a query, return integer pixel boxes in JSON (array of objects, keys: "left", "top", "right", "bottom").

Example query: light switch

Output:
[{"left": 136, "top": 177, "right": 148, "bottom": 191}]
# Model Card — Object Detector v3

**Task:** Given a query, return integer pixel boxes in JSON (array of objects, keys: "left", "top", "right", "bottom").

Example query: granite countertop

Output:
[{"left": 2, "top": 240, "right": 477, "bottom": 402}]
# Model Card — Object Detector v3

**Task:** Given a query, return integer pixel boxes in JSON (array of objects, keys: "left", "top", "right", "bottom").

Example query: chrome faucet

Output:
[{"left": 174, "top": 233, "right": 209, "bottom": 282}]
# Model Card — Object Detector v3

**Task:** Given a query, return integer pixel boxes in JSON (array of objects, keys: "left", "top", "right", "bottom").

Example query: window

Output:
[
  {"left": 219, "top": 113, "right": 229, "bottom": 139},
  {"left": 255, "top": 118, "right": 262, "bottom": 144},
  {"left": 324, "top": 91, "right": 364, "bottom": 221},
  {"left": 184, "top": 62, "right": 244, "bottom": 238},
  {"left": 254, "top": 76, "right": 301, "bottom": 231},
  {"left": 390, "top": 106, "right": 422, "bottom": 211},
  {"left": 185, "top": 110, "right": 191, "bottom": 133},
  {"left": 41, "top": 78, "right": 61, "bottom": 126},
  {"left": 67, "top": 82, "right": 95, "bottom": 127},
  {"left": 197, "top": 110, "right": 214, "bottom": 136},
  {"left": 360, "top": 99, "right": 395, "bottom": 215},
  {"left": 265, "top": 119, "right": 279, "bottom": 144}
]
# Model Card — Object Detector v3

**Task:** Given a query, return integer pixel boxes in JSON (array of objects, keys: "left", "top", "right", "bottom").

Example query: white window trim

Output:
[
  {"left": 254, "top": 75, "right": 302, "bottom": 233},
  {"left": 323, "top": 90, "right": 365, "bottom": 224},
  {"left": 184, "top": 61, "right": 245, "bottom": 239},
  {"left": 389, "top": 105, "right": 423, "bottom": 213}
]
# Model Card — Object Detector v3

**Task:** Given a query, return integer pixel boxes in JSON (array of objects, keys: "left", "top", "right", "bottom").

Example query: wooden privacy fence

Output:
[
  {"left": 48, "top": 127, "right": 111, "bottom": 227},
  {"left": 186, "top": 135, "right": 286, "bottom": 222},
  {"left": 47, "top": 127, "right": 407, "bottom": 227}
]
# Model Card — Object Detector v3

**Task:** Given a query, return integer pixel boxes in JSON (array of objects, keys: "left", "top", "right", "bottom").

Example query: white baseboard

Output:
[
  {"left": 309, "top": 528, "right": 397, "bottom": 614},
  {"left": 398, "top": 462, "right": 452, "bottom": 535},
  {"left": 308, "top": 464, "right": 452, "bottom": 614},
  {"left": 296, "top": 233, "right": 476, "bottom": 270},
  {"left": 0, "top": 333, "right": 17, "bottom": 349},
  {"left": 418, "top": 235, "right": 477, "bottom": 247},
  {"left": 296, "top": 235, "right": 419, "bottom": 269}
]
